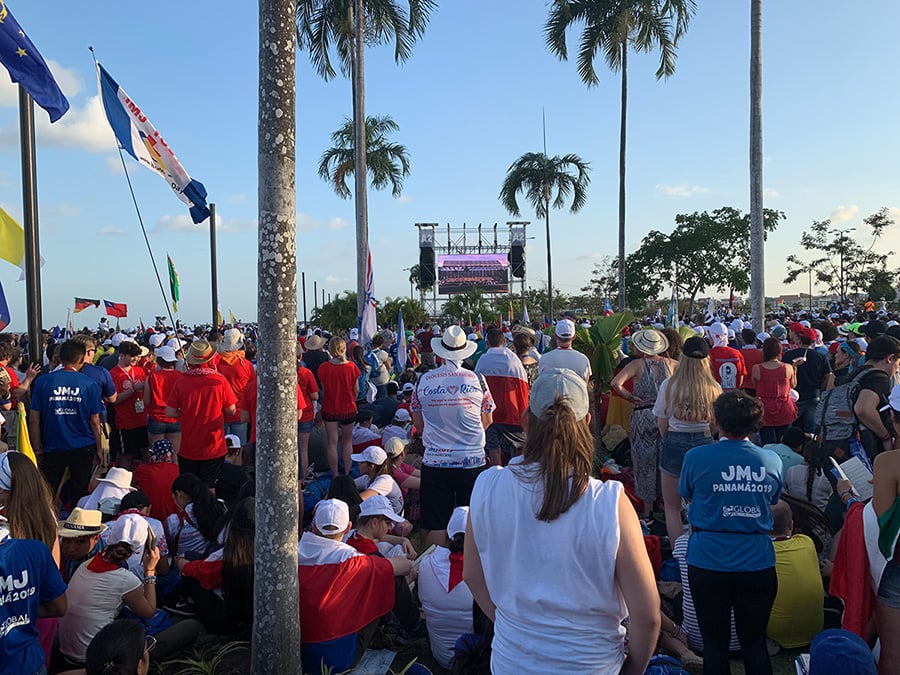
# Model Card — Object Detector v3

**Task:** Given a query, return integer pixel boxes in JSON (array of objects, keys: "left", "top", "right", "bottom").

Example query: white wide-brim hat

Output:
[{"left": 431, "top": 325, "right": 477, "bottom": 361}]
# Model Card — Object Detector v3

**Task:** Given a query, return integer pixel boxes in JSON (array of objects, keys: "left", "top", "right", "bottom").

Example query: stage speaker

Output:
[
  {"left": 419, "top": 247, "right": 435, "bottom": 286},
  {"left": 511, "top": 245, "right": 525, "bottom": 278}
]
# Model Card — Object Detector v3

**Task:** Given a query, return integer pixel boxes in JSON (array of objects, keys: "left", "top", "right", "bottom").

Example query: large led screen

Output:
[{"left": 437, "top": 254, "right": 509, "bottom": 294}]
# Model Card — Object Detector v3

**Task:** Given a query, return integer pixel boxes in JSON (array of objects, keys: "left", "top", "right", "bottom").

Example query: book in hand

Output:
[{"left": 830, "top": 456, "right": 874, "bottom": 502}]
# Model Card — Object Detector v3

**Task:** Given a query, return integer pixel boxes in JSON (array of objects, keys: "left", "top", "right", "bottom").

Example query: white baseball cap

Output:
[
  {"left": 393, "top": 409, "right": 411, "bottom": 423},
  {"left": 314, "top": 499, "right": 350, "bottom": 534},
  {"left": 555, "top": 319, "right": 576, "bottom": 339},
  {"left": 154, "top": 345, "right": 177, "bottom": 362},
  {"left": 447, "top": 505, "right": 469, "bottom": 538},
  {"left": 358, "top": 495, "right": 404, "bottom": 523},
  {"left": 350, "top": 446, "right": 388, "bottom": 466}
]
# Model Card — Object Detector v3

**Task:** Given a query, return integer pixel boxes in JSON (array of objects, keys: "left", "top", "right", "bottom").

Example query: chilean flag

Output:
[
  {"left": 104, "top": 300, "right": 128, "bottom": 318},
  {"left": 297, "top": 533, "right": 394, "bottom": 643}
]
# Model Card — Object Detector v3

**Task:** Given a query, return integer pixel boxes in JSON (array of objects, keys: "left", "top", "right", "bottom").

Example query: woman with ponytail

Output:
[
  {"left": 464, "top": 368, "right": 659, "bottom": 674},
  {"left": 784, "top": 439, "right": 831, "bottom": 511}
]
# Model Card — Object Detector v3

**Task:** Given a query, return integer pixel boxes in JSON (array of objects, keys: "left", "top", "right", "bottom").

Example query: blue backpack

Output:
[
  {"left": 364, "top": 349, "right": 384, "bottom": 378},
  {"left": 645, "top": 655, "right": 690, "bottom": 675}
]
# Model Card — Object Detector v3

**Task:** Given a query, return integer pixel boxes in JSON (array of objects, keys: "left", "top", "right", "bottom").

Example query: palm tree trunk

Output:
[
  {"left": 617, "top": 41, "right": 628, "bottom": 313},
  {"left": 352, "top": 0, "right": 369, "bottom": 324},
  {"left": 749, "top": 0, "right": 765, "bottom": 324},
  {"left": 545, "top": 194, "right": 553, "bottom": 320},
  {"left": 255, "top": 0, "right": 300, "bottom": 670}
]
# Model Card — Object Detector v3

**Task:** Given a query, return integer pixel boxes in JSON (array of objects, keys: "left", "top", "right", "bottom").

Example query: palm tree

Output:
[
  {"left": 499, "top": 152, "right": 590, "bottom": 320},
  {"left": 296, "top": 0, "right": 436, "bottom": 321},
  {"left": 749, "top": 0, "right": 764, "bottom": 324},
  {"left": 545, "top": 0, "right": 696, "bottom": 312},
  {"left": 318, "top": 114, "right": 411, "bottom": 199},
  {"left": 257, "top": 0, "right": 300, "bottom": 669}
]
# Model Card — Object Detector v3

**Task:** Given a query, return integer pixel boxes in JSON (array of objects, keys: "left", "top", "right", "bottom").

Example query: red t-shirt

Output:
[
  {"left": 740, "top": 347, "right": 764, "bottom": 390},
  {"left": 145, "top": 368, "right": 183, "bottom": 423},
  {"left": 708, "top": 346, "right": 748, "bottom": 391},
  {"left": 317, "top": 361, "right": 361, "bottom": 416},
  {"left": 298, "top": 366, "right": 319, "bottom": 423},
  {"left": 110, "top": 364, "right": 148, "bottom": 430},
  {"left": 132, "top": 461, "right": 180, "bottom": 521},
  {"left": 241, "top": 378, "right": 258, "bottom": 444},
  {"left": 169, "top": 370, "right": 238, "bottom": 461},
  {"left": 216, "top": 356, "right": 256, "bottom": 423}
]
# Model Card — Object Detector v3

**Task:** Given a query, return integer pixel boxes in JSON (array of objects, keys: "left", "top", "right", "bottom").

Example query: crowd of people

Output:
[{"left": 1, "top": 305, "right": 899, "bottom": 674}]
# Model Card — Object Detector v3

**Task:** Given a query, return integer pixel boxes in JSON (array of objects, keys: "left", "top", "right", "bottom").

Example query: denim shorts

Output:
[
  {"left": 660, "top": 430, "right": 713, "bottom": 476},
  {"left": 878, "top": 561, "right": 900, "bottom": 609},
  {"left": 297, "top": 419, "right": 315, "bottom": 434},
  {"left": 147, "top": 416, "right": 181, "bottom": 435}
]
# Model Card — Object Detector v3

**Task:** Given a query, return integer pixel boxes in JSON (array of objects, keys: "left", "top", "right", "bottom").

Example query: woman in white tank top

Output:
[{"left": 465, "top": 367, "right": 660, "bottom": 674}]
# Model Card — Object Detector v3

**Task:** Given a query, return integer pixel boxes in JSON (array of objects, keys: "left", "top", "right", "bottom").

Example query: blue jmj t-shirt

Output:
[
  {"left": 0, "top": 539, "right": 67, "bottom": 675},
  {"left": 32, "top": 369, "right": 103, "bottom": 452},
  {"left": 679, "top": 439, "right": 784, "bottom": 572}
]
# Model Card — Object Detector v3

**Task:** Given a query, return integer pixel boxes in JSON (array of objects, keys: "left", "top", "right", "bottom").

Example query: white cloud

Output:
[
  {"left": 395, "top": 195, "right": 411, "bottom": 204},
  {"left": 886, "top": 207, "right": 900, "bottom": 223},
  {"left": 153, "top": 214, "right": 203, "bottom": 233},
  {"left": 328, "top": 217, "right": 349, "bottom": 230},
  {"left": 324, "top": 275, "right": 344, "bottom": 283},
  {"left": 0, "top": 59, "right": 82, "bottom": 107},
  {"left": 655, "top": 184, "right": 710, "bottom": 198},
  {"left": 830, "top": 204, "right": 859, "bottom": 224},
  {"left": 97, "top": 226, "right": 127, "bottom": 237},
  {"left": 218, "top": 217, "right": 256, "bottom": 233},
  {"left": 105, "top": 155, "right": 125, "bottom": 174},
  {"left": 297, "top": 214, "right": 319, "bottom": 233},
  {"left": 575, "top": 252, "right": 605, "bottom": 261},
  {"left": 764, "top": 188, "right": 780, "bottom": 199},
  {"left": 0, "top": 95, "right": 116, "bottom": 151}
]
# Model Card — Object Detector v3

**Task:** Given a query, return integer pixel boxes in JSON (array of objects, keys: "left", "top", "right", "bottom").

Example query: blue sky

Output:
[{"left": 0, "top": 1, "right": 898, "bottom": 330}]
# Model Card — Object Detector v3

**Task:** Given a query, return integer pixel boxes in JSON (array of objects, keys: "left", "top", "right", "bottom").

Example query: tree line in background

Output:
[{"left": 310, "top": 204, "right": 899, "bottom": 334}]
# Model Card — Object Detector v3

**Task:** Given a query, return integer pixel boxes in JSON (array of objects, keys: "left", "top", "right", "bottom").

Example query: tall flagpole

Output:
[
  {"left": 210, "top": 203, "right": 218, "bottom": 330},
  {"left": 19, "top": 88, "right": 42, "bottom": 365}
]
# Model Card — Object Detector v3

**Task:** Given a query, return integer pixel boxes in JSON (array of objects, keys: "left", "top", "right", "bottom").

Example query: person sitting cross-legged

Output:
[{"left": 298, "top": 499, "right": 411, "bottom": 674}]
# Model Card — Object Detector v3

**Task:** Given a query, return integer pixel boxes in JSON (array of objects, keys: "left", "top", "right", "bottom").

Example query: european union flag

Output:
[{"left": 0, "top": 1, "right": 69, "bottom": 122}]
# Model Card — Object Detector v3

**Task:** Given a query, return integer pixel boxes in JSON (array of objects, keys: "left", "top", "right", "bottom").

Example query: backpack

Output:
[
  {"left": 364, "top": 349, "right": 384, "bottom": 378},
  {"left": 814, "top": 366, "right": 872, "bottom": 442}
]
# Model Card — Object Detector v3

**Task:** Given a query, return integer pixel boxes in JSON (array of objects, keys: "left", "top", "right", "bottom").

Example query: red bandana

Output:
[
  {"left": 448, "top": 550, "right": 464, "bottom": 591},
  {"left": 346, "top": 533, "right": 379, "bottom": 555},
  {"left": 86, "top": 551, "right": 125, "bottom": 573}
]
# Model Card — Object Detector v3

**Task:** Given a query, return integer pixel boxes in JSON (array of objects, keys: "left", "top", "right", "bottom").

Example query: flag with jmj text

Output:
[
  {"left": 97, "top": 62, "right": 210, "bottom": 224},
  {"left": 360, "top": 248, "right": 377, "bottom": 347},
  {"left": 0, "top": 279, "right": 9, "bottom": 331},
  {"left": 167, "top": 254, "right": 180, "bottom": 312},
  {"left": 0, "top": 2, "right": 69, "bottom": 122},
  {"left": 397, "top": 308, "right": 407, "bottom": 372}
]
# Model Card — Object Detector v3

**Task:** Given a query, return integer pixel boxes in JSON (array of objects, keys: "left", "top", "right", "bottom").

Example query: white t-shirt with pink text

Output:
[{"left": 410, "top": 362, "right": 495, "bottom": 468}]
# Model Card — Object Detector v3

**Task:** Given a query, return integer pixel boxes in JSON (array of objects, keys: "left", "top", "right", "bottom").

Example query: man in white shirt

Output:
[
  {"left": 411, "top": 326, "right": 495, "bottom": 546},
  {"left": 537, "top": 319, "right": 591, "bottom": 383}
]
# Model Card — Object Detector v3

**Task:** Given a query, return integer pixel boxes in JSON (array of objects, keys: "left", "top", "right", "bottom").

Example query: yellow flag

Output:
[
  {"left": 16, "top": 402, "right": 37, "bottom": 467},
  {"left": 229, "top": 309, "right": 236, "bottom": 326},
  {"left": 0, "top": 206, "right": 26, "bottom": 269}
]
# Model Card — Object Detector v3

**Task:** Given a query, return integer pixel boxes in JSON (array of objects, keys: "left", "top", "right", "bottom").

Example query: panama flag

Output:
[
  {"left": 360, "top": 248, "right": 377, "bottom": 347},
  {"left": 397, "top": 308, "right": 407, "bottom": 372},
  {"left": 603, "top": 297, "right": 614, "bottom": 317},
  {"left": 97, "top": 62, "right": 210, "bottom": 224}
]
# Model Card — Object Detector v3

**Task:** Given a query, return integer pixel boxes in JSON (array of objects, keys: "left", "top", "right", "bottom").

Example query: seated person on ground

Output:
[
  {"left": 350, "top": 410, "right": 381, "bottom": 454},
  {"left": 78, "top": 467, "right": 136, "bottom": 519},
  {"left": 385, "top": 436, "right": 420, "bottom": 492},
  {"left": 352, "top": 446, "right": 412, "bottom": 536},
  {"left": 58, "top": 508, "right": 106, "bottom": 583},
  {"left": 767, "top": 499, "right": 824, "bottom": 649},
  {"left": 380, "top": 409, "right": 412, "bottom": 447},
  {"left": 298, "top": 499, "right": 411, "bottom": 674},
  {"left": 417, "top": 506, "right": 474, "bottom": 670},
  {"left": 131, "top": 439, "right": 180, "bottom": 522},
  {"left": 164, "top": 473, "right": 226, "bottom": 559}
]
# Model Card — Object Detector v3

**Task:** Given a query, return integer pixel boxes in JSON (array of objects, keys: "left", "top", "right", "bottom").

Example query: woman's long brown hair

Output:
[
  {"left": 5, "top": 451, "right": 58, "bottom": 551},
  {"left": 518, "top": 397, "right": 594, "bottom": 522}
]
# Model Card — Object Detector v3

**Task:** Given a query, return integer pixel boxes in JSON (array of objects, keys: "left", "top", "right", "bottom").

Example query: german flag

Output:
[{"left": 74, "top": 297, "right": 101, "bottom": 313}]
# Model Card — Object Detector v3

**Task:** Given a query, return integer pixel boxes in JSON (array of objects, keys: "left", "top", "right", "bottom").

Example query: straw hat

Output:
[
  {"left": 58, "top": 507, "right": 107, "bottom": 538},
  {"left": 431, "top": 325, "right": 477, "bottom": 361},
  {"left": 305, "top": 335, "right": 326, "bottom": 351},
  {"left": 631, "top": 329, "right": 669, "bottom": 356},
  {"left": 185, "top": 339, "right": 216, "bottom": 365}
]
